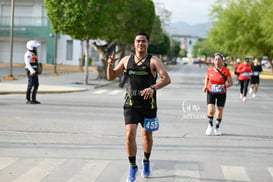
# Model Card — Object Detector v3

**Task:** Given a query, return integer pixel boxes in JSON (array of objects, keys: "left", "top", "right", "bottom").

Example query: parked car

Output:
[
  {"left": 261, "top": 60, "right": 272, "bottom": 69},
  {"left": 192, "top": 59, "right": 200, "bottom": 64},
  {"left": 193, "top": 58, "right": 205, "bottom": 64}
]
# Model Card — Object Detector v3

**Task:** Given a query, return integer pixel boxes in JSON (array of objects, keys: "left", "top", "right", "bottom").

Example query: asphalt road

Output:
[{"left": 0, "top": 61, "right": 273, "bottom": 182}]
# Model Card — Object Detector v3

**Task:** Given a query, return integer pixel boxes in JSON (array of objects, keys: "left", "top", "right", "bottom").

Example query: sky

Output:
[{"left": 154, "top": 0, "right": 217, "bottom": 25}]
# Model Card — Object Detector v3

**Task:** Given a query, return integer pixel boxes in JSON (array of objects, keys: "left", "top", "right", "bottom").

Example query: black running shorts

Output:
[
  {"left": 123, "top": 107, "right": 157, "bottom": 127},
  {"left": 250, "top": 76, "right": 260, "bottom": 84},
  {"left": 207, "top": 91, "right": 226, "bottom": 107}
]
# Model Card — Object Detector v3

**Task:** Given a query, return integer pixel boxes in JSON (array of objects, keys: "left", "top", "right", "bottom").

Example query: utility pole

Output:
[
  {"left": 52, "top": 33, "right": 58, "bottom": 75},
  {"left": 6, "top": 0, "right": 15, "bottom": 80}
]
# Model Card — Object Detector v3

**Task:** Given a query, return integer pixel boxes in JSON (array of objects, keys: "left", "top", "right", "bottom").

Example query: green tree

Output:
[
  {"left": 169, "top": 39, "right": 180, "bottom": 61},
  {"left": 208, "top": 0, "right": 273, "bottom": 72},
  {"left": 45, "top": 0, "right": 119, "bottom": 83},
  {"left": 179, "top": 49, "right": 187, "bottom": 58},
  {"left": 150, "top": 16, "right": 165, "bottom": 45},
  {"left": 45, "top": 0, "right": 155, "bottom": 82},
  {"left": 259, "top": 0, "right": 273, "bottom": 70},
  {"left": 149, "top": 33, "right": 170, "bottom": 56},
  {"left": 192, "top": 39, "right": 215, "bottom": 58},
  {"left": 93, "top": 0, "right": 155, "bottom": 79},
  {"left": 208, "top": 0, "right": 245, "bottom": 57},
  {"left": 148, "top": 15, "right": 168, "bottom": 57}
]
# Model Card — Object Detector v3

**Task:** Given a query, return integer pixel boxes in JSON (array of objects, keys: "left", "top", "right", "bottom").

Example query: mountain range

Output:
[{"left": 169, "top": 21, "right": 212, "bottom": 38}]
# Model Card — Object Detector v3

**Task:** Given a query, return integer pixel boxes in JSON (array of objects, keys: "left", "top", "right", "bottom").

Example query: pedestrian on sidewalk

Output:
[
  {"left": 24, "top": 40, "right": 41, "bottom": 104},
  {"left": 249, "top": 57, "right": 263, "bottom": 98},
  {"left": 107, "top": 32, "right": 171, "bottom": 182},
  {"left": 202, "top": 53, "right": 233, "bottom": 136},
  {"left": 236, "top": 57, "right": 252, "bottom": 101}
]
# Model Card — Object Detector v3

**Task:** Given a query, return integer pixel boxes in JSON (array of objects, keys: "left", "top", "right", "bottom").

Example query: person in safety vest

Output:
[
  {"left": 107, "top": 32, "right": 171, "bottom": 182},
  {"left": 24, "top": 40, "right": 41, "bottom": 104}
]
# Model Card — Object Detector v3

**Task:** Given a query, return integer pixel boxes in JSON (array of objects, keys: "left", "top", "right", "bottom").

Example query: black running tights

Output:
[{"left": 240, "top": 79, "right": 250, "bottom": 97}]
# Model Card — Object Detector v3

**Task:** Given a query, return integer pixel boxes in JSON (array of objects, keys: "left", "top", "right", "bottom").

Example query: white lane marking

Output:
[
  {"left": 175, "top": 163, "right": 200, "bottom": 182},
  {"left": 67, "top": 160, "right": 109, "bottom": 182},
  {"left": 268, "top": 167, "right": 273, "bottom": 177},
  {"left": 108, "top": 90, "right": 124, "bottom": 95},
  {"left": 221, "top": 165, "right": 250, "bottom": 181},
  {"left": 12, "top": 159, "right": 65, "bottom": 182},
  {"left": 0, "top": 157, "right": 18, "bottom": 170},
  {"left": 93, "top": 90, "right": 108, "bottom": 94}
]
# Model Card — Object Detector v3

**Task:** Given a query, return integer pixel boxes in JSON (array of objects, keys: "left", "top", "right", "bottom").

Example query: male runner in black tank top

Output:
[
  {"left": 124, "top": 53, "right": 157, "bottom": 110},
  {"left": 107, "top": 32, "right": 171, "bottom": 182}
]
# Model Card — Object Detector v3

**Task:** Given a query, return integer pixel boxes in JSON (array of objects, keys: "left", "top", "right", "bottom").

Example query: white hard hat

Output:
[{"left": 26, "top": 40, "right": 40, "bottom": 50}]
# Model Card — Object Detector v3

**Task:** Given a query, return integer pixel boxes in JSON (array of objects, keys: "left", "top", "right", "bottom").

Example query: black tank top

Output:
[{"left": 125, "top": 54, "right": 157, "bottom": 109}]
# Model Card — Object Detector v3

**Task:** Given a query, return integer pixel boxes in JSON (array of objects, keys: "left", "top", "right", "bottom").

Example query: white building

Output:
[
  {"left": 171, "top": 34, "right": 204, "bottom": 58},
  {"left": 0, "top": 0, "right": 99, "bottom": 66}
]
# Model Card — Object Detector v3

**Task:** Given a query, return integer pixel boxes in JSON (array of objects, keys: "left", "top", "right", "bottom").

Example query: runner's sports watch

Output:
[{"left": 150, "top": 85, "right": 156, "bottom": 91}]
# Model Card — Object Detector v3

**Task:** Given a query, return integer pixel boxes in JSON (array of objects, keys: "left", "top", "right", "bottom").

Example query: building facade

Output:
[
  {"left": 171, "top": 34, "right": 203, "bottom": 58},
  {"left": 0, "top": 0, "right": 99, "bottom": 66}
]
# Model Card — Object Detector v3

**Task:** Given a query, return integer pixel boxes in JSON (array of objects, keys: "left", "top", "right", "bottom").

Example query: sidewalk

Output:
[{"left": 0, "top": 64, "right": 116, "bottom": 94}]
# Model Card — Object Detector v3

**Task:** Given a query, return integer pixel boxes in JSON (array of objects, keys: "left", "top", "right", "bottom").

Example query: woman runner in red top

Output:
[
  {"left": 202, "top": 53, "right": 233, "bottom": 136},
  {"left": 236, "top": 58, "right": 252, "bottom": 101}
]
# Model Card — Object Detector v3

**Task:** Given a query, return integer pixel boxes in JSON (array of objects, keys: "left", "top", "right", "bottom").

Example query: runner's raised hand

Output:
[{"left": 108, "top": 52, "right": 120, "bottom": 65}]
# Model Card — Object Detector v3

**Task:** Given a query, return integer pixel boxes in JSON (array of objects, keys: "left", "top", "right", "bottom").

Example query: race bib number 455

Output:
[{"left": 144, "top": 117, "right": 159, "bottom": 132}]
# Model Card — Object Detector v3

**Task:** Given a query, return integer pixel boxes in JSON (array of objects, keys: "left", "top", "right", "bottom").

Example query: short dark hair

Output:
[{"left": 135, "top": 32, "right": 149, "bottom": 42}]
